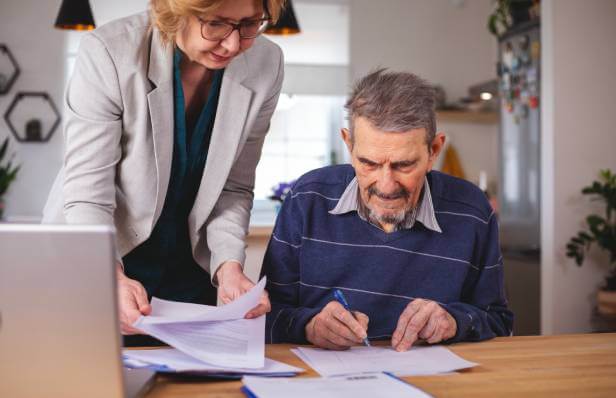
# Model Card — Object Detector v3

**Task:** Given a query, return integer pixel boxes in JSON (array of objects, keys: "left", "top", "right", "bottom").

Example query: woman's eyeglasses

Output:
[{"left": 198, "top": 17, "right": 270, "bottom": 41}]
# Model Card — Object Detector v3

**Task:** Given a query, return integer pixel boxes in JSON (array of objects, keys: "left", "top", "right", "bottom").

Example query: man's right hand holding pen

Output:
[{"left": 305, "top": 291, "right": 370, "bottom": 350}]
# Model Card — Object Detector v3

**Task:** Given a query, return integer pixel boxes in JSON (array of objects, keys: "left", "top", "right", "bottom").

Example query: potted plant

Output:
[
  {"left": 566, "top": 169, "right": 616, "bottom": 316},
  {"left": 0, "top": 137, "right": 20, "bottom": 220},
  {"left": 487, "top": 0, "right": 537, "bottom": 38}
]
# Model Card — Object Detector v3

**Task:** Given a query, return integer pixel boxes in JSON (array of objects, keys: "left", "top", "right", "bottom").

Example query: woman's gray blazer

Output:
[{"left": 43, "top": 12, "right": 284, "bottom": 279}]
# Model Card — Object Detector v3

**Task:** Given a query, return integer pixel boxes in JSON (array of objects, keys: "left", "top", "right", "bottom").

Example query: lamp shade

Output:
[
  {"left": 54, "top": 0, "right": 96, "bottom": 31},
  {"left": 265, "top": 0, "right": 300, "bottom": 35}
]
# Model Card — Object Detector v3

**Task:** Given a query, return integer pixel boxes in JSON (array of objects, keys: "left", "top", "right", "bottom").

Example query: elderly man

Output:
[{"left": 262, "top": 69, "right": 513, "bottom": 351}]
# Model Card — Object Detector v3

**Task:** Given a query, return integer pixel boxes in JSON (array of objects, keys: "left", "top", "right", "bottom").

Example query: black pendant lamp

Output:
[
  {"left": 266, "top": 0, "right": 300, "bottom": 35},
  {"left": 54, "top": 0, "right": 96, "bottom": 31}
]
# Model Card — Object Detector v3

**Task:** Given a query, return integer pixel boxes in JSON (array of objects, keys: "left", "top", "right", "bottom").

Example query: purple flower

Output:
[{"left": 268, "top": 180, "right": 296, "bottom": 202}]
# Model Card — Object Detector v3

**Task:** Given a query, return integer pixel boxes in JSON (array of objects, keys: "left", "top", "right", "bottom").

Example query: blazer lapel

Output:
[
  {"left": 190, "top": 54, "right": 253, "bottom": 231},
  {"left": 146, "top": 30, "right": 174, "bottom": 226}
]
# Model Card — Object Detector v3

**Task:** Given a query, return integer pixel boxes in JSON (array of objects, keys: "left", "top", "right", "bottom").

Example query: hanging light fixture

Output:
[
  {"left": 265, "top": 0, "right": 300, "bottom": 35},
  {"left": 54, "top": 0, "right": 96, "bottom": 31}
]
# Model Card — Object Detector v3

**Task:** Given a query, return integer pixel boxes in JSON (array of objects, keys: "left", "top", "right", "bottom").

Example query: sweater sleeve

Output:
[
  {"left": 442, "top": 212, "right": 514, "bottom": 342},
  {"left": 261, "top": 188, "right": 321, "bottom": 344}
]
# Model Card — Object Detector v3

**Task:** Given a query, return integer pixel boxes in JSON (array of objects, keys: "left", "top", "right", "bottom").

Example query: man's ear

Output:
[
  {"left": 428, "top": 132, "right": 446, "bottom": 170},
  {"left": 341, "top": 128, "right": 353, "bottom": 153}
]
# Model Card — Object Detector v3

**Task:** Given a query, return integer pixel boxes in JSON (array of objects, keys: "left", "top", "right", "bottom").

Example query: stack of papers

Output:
[
  {"left": 292, "top": 345, "right": 477, "bottom": 377},
  {"left": 123, "top": 348, "right": 303, "bottom": 378},
  {"left": 241, "top": 373, "right": 432, "bottom": 398},
  {"left": 127, "top": 277, "right": 303, "bottom": 377}
]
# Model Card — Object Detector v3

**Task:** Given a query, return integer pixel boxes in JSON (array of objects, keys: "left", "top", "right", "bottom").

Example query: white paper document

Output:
[
  {"left": 144, "top": 277, "right": 267, "bottom": 322},
  {"left": 242, "top": 372, "right": 432, "bottom": 398},
  {"left": 292, "top": 345, "right": 477, "bottom": 377},
  {"left": 123, "top": 348, "right": 304, "bottom": 376},
  {"left": 134, "top": 277, "right": 267, "bottom": 368}
]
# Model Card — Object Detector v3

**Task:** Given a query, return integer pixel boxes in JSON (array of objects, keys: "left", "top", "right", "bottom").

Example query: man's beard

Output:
[
  {"left": 361, "top": 185, "right": 417, "bottom": 228},
  {"left": 368, "top": 206, "right": 409, "bottom": 226}
]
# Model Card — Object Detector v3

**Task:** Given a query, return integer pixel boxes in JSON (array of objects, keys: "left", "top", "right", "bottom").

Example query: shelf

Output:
[{"left": 436, "top": 110, "right": 499, "bottom": 125}]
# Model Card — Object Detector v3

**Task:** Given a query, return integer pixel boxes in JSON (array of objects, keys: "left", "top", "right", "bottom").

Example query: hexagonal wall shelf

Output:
[
  {"left": 4, "top": 92, "right": 61, "bottom": 143},
  {"left": 0, "top": 44, "right": 20, "bottom": 95}
]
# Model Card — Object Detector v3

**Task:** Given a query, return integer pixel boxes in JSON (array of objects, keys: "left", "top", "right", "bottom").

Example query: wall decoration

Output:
[
  {"left": 4, "top": 92, "right": 61, "bottom": 143},
  {"left": 0, "top": 44, "right": 20, "bottom": 95}
]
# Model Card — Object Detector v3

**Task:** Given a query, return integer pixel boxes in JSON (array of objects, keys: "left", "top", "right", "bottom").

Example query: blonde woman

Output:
[{"left": 44, "top": 0, "right": 285, "bottom": 336}]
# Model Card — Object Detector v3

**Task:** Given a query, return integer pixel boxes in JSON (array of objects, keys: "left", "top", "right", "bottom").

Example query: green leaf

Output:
[
  {"left": 572, "top": 237, "right": 584, "bottom": 245},
  {"left": 8, "top": 166, "right": 19, "bottom": 181},
  {"left": 488, "top": 15, "right": 498, "bottom": 36},
  {"left": 0, "top": 138, "right": 19, "bottom": 197},
  {"left": 579, "top": 231, "right": 593, "bottom": 242},
  {"left": 0, "top": 139, "right": 8, "bottom": 162},
  {"left": 587, "top": 215, "right": 605, "bottom": 228},
  {"left": 600, "top": 169, "right": 611, "bottom": 181}
]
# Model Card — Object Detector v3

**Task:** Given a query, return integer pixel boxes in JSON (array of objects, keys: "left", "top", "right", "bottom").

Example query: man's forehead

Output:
[{"left": 353, "top": 125, "right": 428, "bottom": 153}]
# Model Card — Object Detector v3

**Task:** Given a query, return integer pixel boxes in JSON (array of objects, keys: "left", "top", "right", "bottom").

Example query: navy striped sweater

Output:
[{"left": 262, "top": 164, "right": 513, "bottom": 344}]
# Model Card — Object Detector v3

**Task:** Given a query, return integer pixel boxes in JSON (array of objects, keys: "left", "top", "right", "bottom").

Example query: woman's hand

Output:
[
  {"left": 116, "top": 264, "right": 151, "bottom": 335},
  {"left": 216, "top": 261, "right": 271, "bottom": 319}
]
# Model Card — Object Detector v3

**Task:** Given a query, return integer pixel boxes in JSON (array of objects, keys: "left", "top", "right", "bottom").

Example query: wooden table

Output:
[{"left": 141, "top": 333, "right": 616, "bottom": 397}]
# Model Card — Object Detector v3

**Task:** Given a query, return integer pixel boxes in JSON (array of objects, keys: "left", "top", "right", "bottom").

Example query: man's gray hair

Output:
[{"left": 345, "top": 69, "right": 436, "bottom": 146}]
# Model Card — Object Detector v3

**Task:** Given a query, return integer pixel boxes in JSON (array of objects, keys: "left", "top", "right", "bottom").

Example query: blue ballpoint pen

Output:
[{"left": 333, "top": 289, "right": 371, "bottom": 347}]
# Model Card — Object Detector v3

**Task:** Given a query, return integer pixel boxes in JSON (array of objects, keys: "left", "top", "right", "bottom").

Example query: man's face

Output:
[{"left": 342, "top": 117, "right": 445, "bottom": 231}]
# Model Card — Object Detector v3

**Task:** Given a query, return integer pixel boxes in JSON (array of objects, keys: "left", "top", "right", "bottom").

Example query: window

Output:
[
  {"left": 254, "top": 94, "right": 347, "bottom": 201},
  {"left": 251, "top": 0, "right": 350, "bottom": 224}
]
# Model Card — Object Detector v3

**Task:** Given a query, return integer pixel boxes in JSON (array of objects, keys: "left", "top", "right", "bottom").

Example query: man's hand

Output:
[
  {"left": 116, "top": 264, "right": 151, "bottom": 335},
  {"left": 216, "top": 261, "right": 271, "bottom": 319},
  {"left": 392, "top": 298, "right": 457, "bottom": 352},
  {"left": 305, "top": 301, "right": 369, "bottom": 350}
]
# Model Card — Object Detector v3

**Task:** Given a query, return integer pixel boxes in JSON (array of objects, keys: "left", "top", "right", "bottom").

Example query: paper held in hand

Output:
[{"left": 133, "top": 277, "right": 267, "bottom": 369}]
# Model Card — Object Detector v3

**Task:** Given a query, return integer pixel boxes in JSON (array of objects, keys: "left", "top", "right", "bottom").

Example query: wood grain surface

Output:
[{"left": 139, "top": 333, "right": 616, "bottom": 398}]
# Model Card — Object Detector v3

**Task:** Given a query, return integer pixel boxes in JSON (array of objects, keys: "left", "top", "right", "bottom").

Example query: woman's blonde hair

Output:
[{"left": 150, "top": 0, "right": 287, "bottom": 45}]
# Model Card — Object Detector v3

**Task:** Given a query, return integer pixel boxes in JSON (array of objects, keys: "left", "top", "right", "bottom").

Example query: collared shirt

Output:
[{"left": 329, "top": 176, "right": 442, "bottom": 233}]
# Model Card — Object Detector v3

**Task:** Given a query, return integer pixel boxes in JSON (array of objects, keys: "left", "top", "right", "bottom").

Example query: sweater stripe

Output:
[
  {"left": 302, "top": 236, "right": 476, "bottom": 268},
  {"left": 435, "top": 210, "right": 495, "bottom": 224},
  {"left": 290, "top": 191, "right": 340, "bottom": 201}
]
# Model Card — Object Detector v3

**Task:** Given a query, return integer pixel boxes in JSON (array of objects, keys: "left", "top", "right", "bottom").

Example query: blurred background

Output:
[{"left": 1, "top": 0, "right": 615, "bottom": 337}]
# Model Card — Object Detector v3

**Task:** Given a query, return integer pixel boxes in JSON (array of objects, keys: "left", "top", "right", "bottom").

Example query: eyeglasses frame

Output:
[{"left": 197, "top": 16, "right": 271, "bottom": 41}]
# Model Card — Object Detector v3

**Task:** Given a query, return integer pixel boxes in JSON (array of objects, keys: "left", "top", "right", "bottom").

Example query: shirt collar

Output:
[{"left": 329, "top": 176, "right": 442, "bottom": 233}]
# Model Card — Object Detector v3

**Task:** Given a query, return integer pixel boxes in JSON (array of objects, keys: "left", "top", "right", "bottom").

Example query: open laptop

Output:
[{"left": 0, "top": 224, "right": 155, "bottom": 398}]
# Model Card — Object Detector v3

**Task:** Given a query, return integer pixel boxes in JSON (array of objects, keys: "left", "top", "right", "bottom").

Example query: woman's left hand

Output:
[{"left": 216, "top": 261, "right": 271, "bottom": 319}]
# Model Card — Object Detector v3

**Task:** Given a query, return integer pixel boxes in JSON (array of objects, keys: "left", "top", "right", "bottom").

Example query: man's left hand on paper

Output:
[
  {"left": 216, "top": 261, "right": 271, "bottom": 319},
  {"left": 392, "top": 298, "right": 457, "bottom": 352}
]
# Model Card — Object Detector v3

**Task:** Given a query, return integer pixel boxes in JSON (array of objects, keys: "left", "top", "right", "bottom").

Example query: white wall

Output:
[
  {"left": 0, "top": 0, "right": 66, "bottom": 221},
  {"left": 267, "top": 0, "right": 349, "bottom": 66},
  {"left": 90, "top": 0, "right": 148, "bottom": 26},
  {"left": 541, "top": 0, "right": 616, "bottom": 334},
  {"left": 349, "top": 0, "right": 499, "bottom": 188},
  {"left": 350, "top": 0, "right": 497, "bottom": 101},
  {"left": 0, "top": 0, "right": 147, "bottom": 221}
]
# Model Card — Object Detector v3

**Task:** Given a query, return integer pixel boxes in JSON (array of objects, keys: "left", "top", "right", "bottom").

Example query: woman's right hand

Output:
[{"left": 116, "top": 264, "right": 151, "bottom": 335}]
